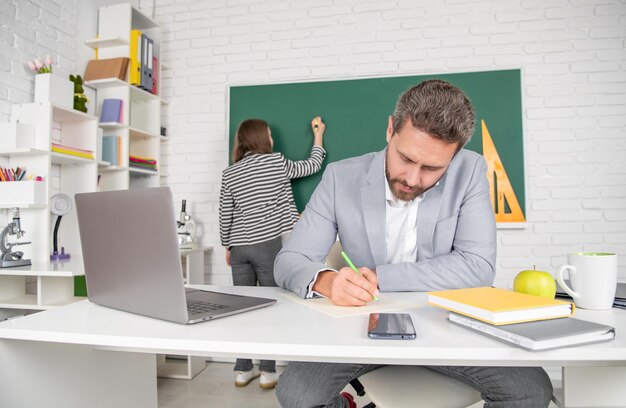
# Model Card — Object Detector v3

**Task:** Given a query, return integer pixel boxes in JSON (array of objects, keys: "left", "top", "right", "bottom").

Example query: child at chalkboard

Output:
[{"left": 219, "top": 116, "right": 326, "bottom": 389}]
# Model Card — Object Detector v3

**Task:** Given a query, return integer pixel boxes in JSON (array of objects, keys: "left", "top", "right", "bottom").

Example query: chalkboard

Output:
[{"left": 229, "top": 69, "right": 524, "bottom": 218}]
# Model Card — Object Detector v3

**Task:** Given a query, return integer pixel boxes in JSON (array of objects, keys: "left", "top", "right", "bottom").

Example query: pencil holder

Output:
[{"left": 0, "top": 180, "right": 46, "bottom": 208}]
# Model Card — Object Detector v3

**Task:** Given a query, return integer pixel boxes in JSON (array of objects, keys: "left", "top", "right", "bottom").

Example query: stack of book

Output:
[
  {"left": 428, "top": 287, "right": 615, "bottom": 351},
  {"left": 129, "top": 155, "right": 156, "bottom": 171},
  {"left": 51, "top": 143, "right": 94, "bottom": 160}
]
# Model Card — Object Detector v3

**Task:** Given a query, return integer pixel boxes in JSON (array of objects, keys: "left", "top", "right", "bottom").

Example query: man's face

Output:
[{"left": 385, "top": 117, "right": 458, "bottom": 201}]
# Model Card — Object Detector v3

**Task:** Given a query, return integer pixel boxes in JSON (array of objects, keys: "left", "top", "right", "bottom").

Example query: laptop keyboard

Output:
[{"left": 187, "top": 299, "right": 228, "bottom": 315}]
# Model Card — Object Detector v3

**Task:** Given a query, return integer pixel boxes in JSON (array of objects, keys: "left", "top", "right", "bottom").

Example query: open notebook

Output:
[{"left": 282, "top": 292, "right": 416, "bottom": 318}]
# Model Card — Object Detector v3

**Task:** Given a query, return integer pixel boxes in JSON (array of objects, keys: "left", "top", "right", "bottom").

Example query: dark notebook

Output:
[
  {"left": 556, "top": 281, "right": 626, "bottom": 309},
  {"left": 449, "top": 312, "right": 615, "bottom": 351}
]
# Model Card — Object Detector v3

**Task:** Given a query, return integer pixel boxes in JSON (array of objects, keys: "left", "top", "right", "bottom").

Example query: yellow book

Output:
[
  {"left": 427, "top": 287, "right": 574, "bottom": 325},
  {"left": 129, "top": 29, "right": 142, "bottom": 85},
  {"left": 51, "top": 146, "right": 94, "bottom": 160}
]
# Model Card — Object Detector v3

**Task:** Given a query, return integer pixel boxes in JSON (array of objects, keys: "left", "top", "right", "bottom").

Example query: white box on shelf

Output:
[
  {"left": 34, "top": 73, "right": 73, "bottom": 110},
  {"left": 0, "top": 123, "right": 35, "bottom": 150},
  {"left": 0, "top": 181, "right": 46, "bottom": 207}
]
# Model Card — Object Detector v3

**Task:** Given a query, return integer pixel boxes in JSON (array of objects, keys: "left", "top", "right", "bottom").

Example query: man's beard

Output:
[
  {"left": 385, "top": 151, "right": 437, "bottom": 201},
  {"left": 386, "top": 169, "right": 424, "bottom": 201}
]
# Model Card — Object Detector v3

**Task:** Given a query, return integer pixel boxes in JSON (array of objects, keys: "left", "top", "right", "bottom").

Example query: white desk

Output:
[
  {"left": 158, "top": 245, "right": 214, "bottom": 380},
  {"left": 0, "top": 286, "right": 624, "bottom": 408}
]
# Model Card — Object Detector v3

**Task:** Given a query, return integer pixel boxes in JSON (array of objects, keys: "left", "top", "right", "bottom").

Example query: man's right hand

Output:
[{"left": 312, "top": 268, "right": 379, "bottom": 306}]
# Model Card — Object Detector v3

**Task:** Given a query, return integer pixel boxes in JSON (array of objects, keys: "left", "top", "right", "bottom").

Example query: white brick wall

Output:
[
  {"left": 136, "top": 0, "right": 626, "bottom": 286},
  {"left": 0, "top": 0, "right": 78, "bottom": 122},
  {"left": 143, "top": 0, "right": 626, "bottom": 286},
  {"left": 4, "top": 1, "right": 625, "bottom": 288}
]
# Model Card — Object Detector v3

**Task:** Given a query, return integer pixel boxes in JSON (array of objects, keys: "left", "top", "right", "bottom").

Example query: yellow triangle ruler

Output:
[{"left": 482, "top": 120, "right": 525, "bottom": 222}]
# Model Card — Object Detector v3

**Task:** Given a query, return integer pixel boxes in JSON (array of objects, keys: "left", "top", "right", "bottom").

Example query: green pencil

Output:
[{"left": 340, "top": 250, "right": 379, "bottom": 301}]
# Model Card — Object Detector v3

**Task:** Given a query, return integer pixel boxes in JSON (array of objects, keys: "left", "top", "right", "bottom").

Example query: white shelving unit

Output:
[
  {"left": 0, "top": 2, "right": 168, "bottom": 321},
  {"left": 0, "top": 101, "right": 98, "bottom": 318},
  {"left": 0, "top": 260, "right": 86, "bottom": 310},
  {"left": 84, "top": 3, "right": 205, "bottom": 379},
  {"left": 84, "top": 3, "right": 163, "bottom": 193}
]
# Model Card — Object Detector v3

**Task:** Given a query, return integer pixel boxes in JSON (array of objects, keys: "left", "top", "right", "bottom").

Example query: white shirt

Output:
[{"left": 384, "top": 178, "right": 421, "bottom": 264}]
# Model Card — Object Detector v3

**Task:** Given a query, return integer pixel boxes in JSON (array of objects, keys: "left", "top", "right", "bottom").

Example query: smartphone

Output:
[{"left": 367, "top": 313, "right": 416, "bottom": 340}]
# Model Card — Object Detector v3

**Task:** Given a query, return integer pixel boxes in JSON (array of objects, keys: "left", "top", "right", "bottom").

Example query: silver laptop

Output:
[{"left": 75, "top": 187, "right": 276, "bottom": 324}]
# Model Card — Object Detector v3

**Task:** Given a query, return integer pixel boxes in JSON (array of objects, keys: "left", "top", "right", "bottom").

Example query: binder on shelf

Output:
[
  {"left": 129, "top": 29, "right": 142, "bottom": 85},
  {"left": 100, "top": 99, "right": 123, "bottom": 123},
  {"left": 152, "top": 56, "right": 158, "bottom": 95},
  {"left": 448, "top": 312, "right": 615, "bottom": 351},
  {"left": 147, "top": 38, "right": 154, "bottom": 93},
  {"left": 427, "top": 287, "right": 575, "bottom": 325},
  {"left": 140, "top": 34, "right": 153, "bottom": 91}
]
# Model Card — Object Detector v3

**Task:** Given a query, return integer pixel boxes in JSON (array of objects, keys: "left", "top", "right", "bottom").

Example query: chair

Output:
[
  {"left": 326, "top": 241, "right": 483, "bottom": 408},
  {"left": 355, "top": 366, "right": 482, "bottom": 408}
]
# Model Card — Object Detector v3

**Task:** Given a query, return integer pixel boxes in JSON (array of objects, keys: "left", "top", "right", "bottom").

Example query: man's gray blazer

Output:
[{"left": 274, "top": 148, "right": 497, "bottom": 298}]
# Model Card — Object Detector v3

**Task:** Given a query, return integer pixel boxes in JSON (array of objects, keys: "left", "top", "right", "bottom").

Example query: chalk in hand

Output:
[{"left": 314, "top": 117, "right": 319, "bottom": 130}]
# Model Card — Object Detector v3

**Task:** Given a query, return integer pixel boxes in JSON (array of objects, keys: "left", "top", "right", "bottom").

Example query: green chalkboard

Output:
[{"left": 229, "top": 70, "right": 524, "bottom": 216}]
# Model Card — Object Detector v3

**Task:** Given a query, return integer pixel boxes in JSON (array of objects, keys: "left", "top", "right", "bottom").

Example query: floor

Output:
[{"left": 158, "top": 361, "right": 559, "bottom": 408}]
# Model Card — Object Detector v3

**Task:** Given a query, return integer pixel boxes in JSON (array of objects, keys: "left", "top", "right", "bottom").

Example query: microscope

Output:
[
  {"left": 0, "top": 208, "right": 32, "bottom": 268},
  {"left": 177, "top": 199, "right": 197, "bottom": 249}
]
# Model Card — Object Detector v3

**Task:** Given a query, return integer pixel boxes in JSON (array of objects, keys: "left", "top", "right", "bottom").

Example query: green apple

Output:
[{"left": 513, "top": 267, "right": 557, "bottom": 299}]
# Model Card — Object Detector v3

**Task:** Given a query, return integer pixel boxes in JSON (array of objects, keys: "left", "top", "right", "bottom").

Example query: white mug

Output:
[{"left": 556, "top": 252, "right": 617, "bottom": 310}]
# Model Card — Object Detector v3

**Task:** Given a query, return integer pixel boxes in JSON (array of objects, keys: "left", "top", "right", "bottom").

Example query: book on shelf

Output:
[
  {"left": 129, "top": 163, "right": 157, "bottom": 172},
  {"left": 427, "top": 287, "right": 575, "bottom": 325},
  {"left": 100, "top": 99, "right": 123, "bottom": 123},
  {"left": 448, "top": 312, "right": 615, "bottom": 351},
  {"left": 118, "top": 137, "right": 122, "bottom": 165},
  {"left": 129, "top": 155, "right": 156, "bottom": 164},
  {"left": 101, "top": 136, "right": 122, "bottom": 166},
  {"left": 51, "top": 143, "right": 94, "bottom": 160}
]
